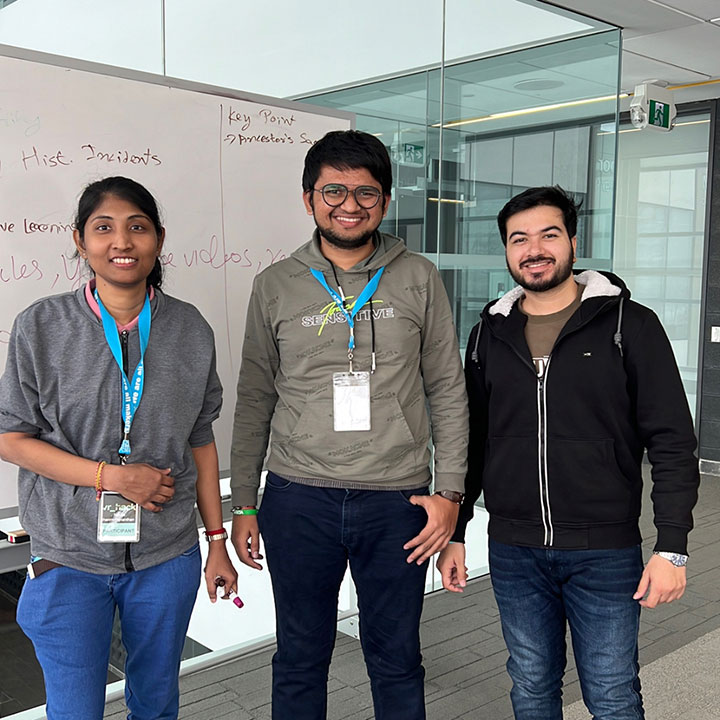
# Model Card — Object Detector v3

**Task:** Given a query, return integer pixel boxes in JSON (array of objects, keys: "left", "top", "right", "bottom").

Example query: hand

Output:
[
  {"left": 231, "top": 515, "right": 264, "bottom": 570},
  {"left": 437, "top": 543, "right": 467, "bottom": 593},
  {"left": 104, "top": 463, "right": 175, "bottom": 512},
  {"left": 403, "top": 493, "right": 460, "bottom": 564},
  {"left": 204, "top": 542, "right": 239, "bottom": 603},
  {"left": 633, "top": 554, "right": 687, "bottom": 608}
]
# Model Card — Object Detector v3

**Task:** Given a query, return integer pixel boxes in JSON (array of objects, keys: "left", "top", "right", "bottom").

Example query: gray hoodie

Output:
[
  {"left": 0, "top": 288, "right": 222, "bottom": 573},
  {"left": 230, "top": 232, "right": 468, "bottom": 506}
]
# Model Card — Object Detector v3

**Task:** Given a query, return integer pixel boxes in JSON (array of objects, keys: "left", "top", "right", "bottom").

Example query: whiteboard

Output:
[{"left": 0, "top": 46, "right": 353, "bottom": 514}]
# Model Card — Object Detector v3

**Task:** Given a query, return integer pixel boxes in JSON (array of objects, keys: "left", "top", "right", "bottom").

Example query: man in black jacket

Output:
[{"left": 437, "top": 186, "right": 699, "bottom": 720}]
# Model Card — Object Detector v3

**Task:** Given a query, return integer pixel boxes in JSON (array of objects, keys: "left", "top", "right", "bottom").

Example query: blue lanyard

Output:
[
  {"left": 95, "top": 291, "right": 152, "bottom": 461},
  {"left": 310, "top": 266, "right": 384, "bottom": 367}
]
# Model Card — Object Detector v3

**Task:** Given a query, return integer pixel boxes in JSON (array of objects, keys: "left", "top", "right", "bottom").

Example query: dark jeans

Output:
[
  {"left": 258, "top": 473, "right": 430, "bottom": 720},
  {"left": 490, "top": 540, "right": 645, "bottom": 720}
]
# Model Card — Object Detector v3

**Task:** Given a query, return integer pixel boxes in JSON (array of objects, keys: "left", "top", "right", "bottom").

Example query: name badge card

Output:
[
  {"left": 333, "top": 372, "right": 371, "bottom": 432},
  {"left": 97, "top": 492, "right": 141, "bottom": 543}
]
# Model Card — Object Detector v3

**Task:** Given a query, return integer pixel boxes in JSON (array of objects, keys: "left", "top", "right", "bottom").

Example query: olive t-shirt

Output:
[{"left": 521, "top": 282, "right": 582, "bottom": 376}]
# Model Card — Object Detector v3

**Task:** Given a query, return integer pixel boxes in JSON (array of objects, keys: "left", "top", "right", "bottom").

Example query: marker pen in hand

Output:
[{"left": 215, "top": 576, "right": 244, "bottom": 608}]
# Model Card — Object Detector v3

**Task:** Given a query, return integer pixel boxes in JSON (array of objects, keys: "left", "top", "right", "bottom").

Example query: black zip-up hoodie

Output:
[{"left": 453, "top": 270, "right": 699, "bottom": 554}]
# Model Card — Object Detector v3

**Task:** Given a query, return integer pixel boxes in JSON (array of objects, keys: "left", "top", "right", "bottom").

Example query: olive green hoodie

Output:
[{"left": 230, "top": 232, "right": 468, "bottom": 506}]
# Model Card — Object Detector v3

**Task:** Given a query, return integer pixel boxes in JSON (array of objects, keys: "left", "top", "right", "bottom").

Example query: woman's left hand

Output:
[{"left": 204, "top": 542, "right": 239, "bottom": 604}]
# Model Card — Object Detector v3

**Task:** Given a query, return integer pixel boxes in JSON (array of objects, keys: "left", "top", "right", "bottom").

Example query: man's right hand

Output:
[
  {"left": 231, "top": 515, "right": 264, "bottom": 570},
  {"left": 436, "top": 542, "right": 468, "bottom": 593}
]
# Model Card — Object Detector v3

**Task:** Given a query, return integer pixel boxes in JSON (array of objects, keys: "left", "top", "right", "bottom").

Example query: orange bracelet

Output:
[{"left": 95, "top": 461, "right": 106, "bottom": 501}]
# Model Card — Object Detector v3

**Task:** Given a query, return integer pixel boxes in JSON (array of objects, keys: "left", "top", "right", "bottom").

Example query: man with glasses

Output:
[{"left": 230, "top": 130, "right": 468, "bottom": 720}]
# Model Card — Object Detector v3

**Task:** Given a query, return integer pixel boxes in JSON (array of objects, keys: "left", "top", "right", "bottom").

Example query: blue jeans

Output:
[
  {"left": 17, "top": 543, "right": 201, "bottom": 720},
  {"left": 258, "top": 473, "right": 430, "bottom": 720},
  {"left": 489, "top": 540, "right": 644, "bottom": 720}
]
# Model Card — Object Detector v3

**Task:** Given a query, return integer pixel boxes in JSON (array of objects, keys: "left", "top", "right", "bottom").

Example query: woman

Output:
[{"left": 0, "top": 176, "right": 237, "bottom": 720}]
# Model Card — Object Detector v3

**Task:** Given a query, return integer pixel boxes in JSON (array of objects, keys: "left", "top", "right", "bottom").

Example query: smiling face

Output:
[
  {"left": 504, "top": 205, "right": 577, "bottom": 293},
  {"left": 73, "top": 194, "right": 165, "bottom": 295},
  {"left": 303, "top": 165, "right": 390, "bottom": 252}
]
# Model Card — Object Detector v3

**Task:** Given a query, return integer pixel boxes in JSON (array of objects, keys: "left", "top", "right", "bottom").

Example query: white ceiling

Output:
[{"left": 544, "top": 0, "right": 720, "bottom": 101}]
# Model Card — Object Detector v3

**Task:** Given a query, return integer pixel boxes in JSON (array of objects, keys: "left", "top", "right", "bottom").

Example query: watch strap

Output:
[
  {"left": 205, "top": 529, "right": 228, "bottom": 543},
  {"left": 653, "top": 551, "right": 688, "bottom": 567},
  {"left": 434, "top": 489, "right": 464, "bottom": 504}
]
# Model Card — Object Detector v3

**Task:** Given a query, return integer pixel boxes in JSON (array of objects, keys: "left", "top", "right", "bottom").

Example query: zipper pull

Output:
[{"left": 535, "top": 357, "right": 546, "bottom": 378}]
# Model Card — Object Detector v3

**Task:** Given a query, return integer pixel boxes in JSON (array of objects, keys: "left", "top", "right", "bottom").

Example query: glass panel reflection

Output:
[{"left": 614, "top": 114, "right": 710, "bottom": 418}]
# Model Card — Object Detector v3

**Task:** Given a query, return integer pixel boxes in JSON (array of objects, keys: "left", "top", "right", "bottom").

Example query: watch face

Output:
[
  {"left": 657, "top": 551, "right": 688, "bottom": 567},
  {"left": 437, "top": 490, "right": 464, "bottom": 503}
]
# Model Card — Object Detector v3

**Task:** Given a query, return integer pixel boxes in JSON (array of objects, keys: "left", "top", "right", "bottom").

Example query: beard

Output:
[
  {"left": 318, "top": 224, "right": 377, "bottom": 251},
  {"left": 508, "top": 252, "right": 574, "bottom": 292},
  {"left": 311, "top": 196, "right": 383, "bottom": 252}
]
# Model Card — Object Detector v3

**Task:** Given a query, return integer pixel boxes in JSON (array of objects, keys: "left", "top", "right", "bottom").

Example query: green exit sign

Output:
[
  {"left": 402, "top": 143, "right": 424, "bottom": 165},
  {"left": 649, "top": 99, "right": 671, "bottom": 129}
]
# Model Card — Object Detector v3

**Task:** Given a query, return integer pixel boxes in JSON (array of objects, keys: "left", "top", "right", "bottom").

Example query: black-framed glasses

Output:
[{"left": 313, "top": 183, "right": 383, "bottom": 209}]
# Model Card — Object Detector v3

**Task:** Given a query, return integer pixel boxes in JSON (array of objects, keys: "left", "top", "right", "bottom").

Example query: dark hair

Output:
[
  {"left": 497, "top": 186, "right": 581, "bottom": 246},
  {"left": 302, "top": 130, "right": 392, "bottom": 197},
  {"left": 74, "top": 176, "right": 164, "bottom": 289}
]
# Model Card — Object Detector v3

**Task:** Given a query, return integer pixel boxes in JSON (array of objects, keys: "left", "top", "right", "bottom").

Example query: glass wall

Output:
[
  {"left": 613, "top": 114, "right": 711, "bottom": 419},
  {"left": 0, "top": 0, "right": 605, "bottom": 98}
]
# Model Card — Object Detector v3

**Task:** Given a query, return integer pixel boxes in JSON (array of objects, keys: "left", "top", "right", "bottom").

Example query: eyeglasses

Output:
[{"left": 313, "top": 184, "right": 383, "bottom": 209}]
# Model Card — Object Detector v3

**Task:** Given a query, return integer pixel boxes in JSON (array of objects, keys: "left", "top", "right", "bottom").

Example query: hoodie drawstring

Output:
[
  {"left": 471, "top": 318, "right": 483, "bottom": 363},
  {"left": 614, "top": 297, "right": 625, "bottom": 357}
]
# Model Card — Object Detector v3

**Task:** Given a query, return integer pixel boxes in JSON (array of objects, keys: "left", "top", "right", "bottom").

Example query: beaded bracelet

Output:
[
  {"left": 231, "top": 506, "right": 258, "bottom": 516},
  {"left": 94, "top": 461, "right": 106, "bottom": 501}
]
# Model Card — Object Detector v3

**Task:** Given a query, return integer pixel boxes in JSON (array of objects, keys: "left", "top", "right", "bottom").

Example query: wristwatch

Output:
[
  {"left": 653, "top": 551, "right": 688, "bottom": 567},
  {"left": 434, "top": 490, "right": 464, "bottom": 504},
  {"left": 204, "top": 529, "right": 228, "bottom": 543}
]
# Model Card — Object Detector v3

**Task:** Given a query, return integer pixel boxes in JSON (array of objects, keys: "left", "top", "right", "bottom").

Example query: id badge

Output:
[
  {"left": 97, "top": 492, "right": 141, "bottom": 543},
  {"left": 333, "top": 371, "right": 371, "bottom": 432}
]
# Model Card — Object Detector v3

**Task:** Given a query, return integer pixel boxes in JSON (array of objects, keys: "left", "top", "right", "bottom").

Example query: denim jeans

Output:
[
  {"left": 258, "top": 473, "right": 430, "bottom": 720},
  {"left": 489, "top": 540, "right": 644, "bottom": 720},
  {"left": 17, "top": 543, "right": 201, "bottom": 720}
]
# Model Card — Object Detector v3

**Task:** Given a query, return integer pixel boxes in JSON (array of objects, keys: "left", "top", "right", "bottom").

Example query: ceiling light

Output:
[
  {"left": 436, "top": 93, "right": 629, "bottom": 129},
  {"left": 428, "top": 197, "right": 466, "bottom": 204},
  {"left": 596, "top": 118, "right": 710, "bottom": 136},
  {"left": 513, "top": 79, "right": 565, "bottom": 91}
]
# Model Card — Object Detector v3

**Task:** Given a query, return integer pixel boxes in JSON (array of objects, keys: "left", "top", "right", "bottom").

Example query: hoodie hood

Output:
[
  {"left": 291, "top": 230, "right": 407, "bottom": 273},
  {"left": 488, "top": 269, "right": 630, "bottom": 318}
]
